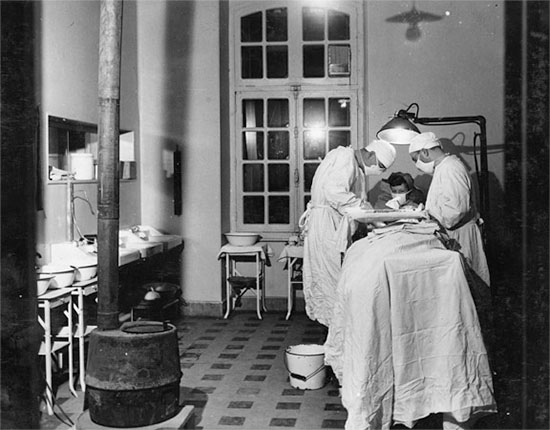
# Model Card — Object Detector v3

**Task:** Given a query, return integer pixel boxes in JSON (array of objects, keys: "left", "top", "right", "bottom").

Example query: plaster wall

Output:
[
  {"left": 134, "top": 0, "right": 506, "bottom": 309},
  {"left": 36, "top": 0, "right": 140, "bottom": 259},
  {"left": 35, "top": 0, "right": 506, "bottom": 312},
  {"left": 364, "top": 1, "right": 505, "bottom": 211},
  {"left": 136, "top": 0, "right": 223, "bottom": 304}
]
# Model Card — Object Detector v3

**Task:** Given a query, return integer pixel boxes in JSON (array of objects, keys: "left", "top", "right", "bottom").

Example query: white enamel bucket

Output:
[{"left": 284, "top": 344, "right": 326, "bottom": 390}]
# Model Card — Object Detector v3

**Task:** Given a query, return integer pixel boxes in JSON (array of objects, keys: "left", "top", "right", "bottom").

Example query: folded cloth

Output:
[
  {"left": 217, "top": 244, "right": 273, "bottom": 266},
  {"left": 49, "top": 166, "right": 72, "bottom": 181},
  {"left": 278, "top": 245, "right": 304, "bottom": 261},
  {"left": 372, "top": 220, "right": 439, "bottom": 237},
  {"left": 278, "top": 245, "right": 304, "bottom": 270}
]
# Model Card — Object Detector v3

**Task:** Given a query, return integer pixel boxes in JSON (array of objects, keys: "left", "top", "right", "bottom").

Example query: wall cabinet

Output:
[{"left": 48, "top": 115, "right": 136, "bottom": 181}]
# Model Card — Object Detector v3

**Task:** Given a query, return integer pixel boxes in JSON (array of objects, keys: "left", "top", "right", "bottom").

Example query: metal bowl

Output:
[
  {"left": 37, "top": 274, "right": 55, "bottom": 296},
  {"left": 72, "top": 263, "right": 98, "bottom": 281},
  {"left": 36, "top": 265, "right": 75, "bottom": 289},
  {"left": 224, "top": 232, "right": 260, "bottom": 246}
]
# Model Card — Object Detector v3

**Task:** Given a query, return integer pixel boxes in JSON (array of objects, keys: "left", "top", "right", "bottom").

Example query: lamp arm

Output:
[
  {"left": 398, "top": 102, "right": 420, "bottom": 119},
  {"left": 413, "top": 115, "right": 489, "bottom": 227}
]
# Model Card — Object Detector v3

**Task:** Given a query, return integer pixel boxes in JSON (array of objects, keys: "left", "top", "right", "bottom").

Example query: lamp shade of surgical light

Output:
[{"left": 377, "top": 115, "right": 420, "bottom": 145}]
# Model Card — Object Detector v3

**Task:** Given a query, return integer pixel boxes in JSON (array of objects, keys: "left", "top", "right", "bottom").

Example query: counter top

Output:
[
  {"left": 39, "top": 234, "right": 184, "bottom": 298},
  {"left": 49, "top": 232, "right": 184, "bottom": 267}
]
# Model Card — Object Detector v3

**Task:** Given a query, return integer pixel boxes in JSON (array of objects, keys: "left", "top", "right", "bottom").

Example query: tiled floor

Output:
[{"left": 39, "top": 311, "right": 349, "bottom": 429}]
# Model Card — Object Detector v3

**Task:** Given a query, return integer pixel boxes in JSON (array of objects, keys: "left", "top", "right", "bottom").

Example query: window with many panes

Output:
[{"left": 230, "top": 1, "right": 363, "bottom": 235}]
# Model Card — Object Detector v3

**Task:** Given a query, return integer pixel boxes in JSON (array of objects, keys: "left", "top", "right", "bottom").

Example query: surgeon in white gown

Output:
[
  {"left": 299, "top": 140, "right": 397, "bottom": 327},
  {"left": 409, "top": 132, "right": 491, "bottom": 286}
]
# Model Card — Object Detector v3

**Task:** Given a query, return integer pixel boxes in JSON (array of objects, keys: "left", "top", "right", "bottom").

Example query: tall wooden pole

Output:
[{"left": 97, "top": 0, "right": 123, "bottom": 330}]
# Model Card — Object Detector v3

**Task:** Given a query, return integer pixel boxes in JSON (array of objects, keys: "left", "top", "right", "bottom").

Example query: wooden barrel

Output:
[{"left": 85, "top": 321, "right": 182, "bottom": 427}]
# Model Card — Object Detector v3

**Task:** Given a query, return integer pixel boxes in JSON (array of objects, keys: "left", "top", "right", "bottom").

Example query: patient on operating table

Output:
[
  {"left": 350, "top": 173, "right": 426, "bottom": 241},
  {"left": 375, "top": 172, "right": 425, "bottom": 210}
]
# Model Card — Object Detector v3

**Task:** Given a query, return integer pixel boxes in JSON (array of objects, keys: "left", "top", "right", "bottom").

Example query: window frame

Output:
[
  {"left": 235, "top": 91, "right": 298, "bottom": 233},
  {"left": 229, "top": 0, "right": 364, "bottom": 237},
  {"left": 297, "top": 90, "right": 359, "bottom": 214}
]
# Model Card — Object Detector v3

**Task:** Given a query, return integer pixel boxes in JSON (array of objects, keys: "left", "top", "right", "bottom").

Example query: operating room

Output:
[{"left": 2, "top": 1, "right": 548, "bottom": 429}]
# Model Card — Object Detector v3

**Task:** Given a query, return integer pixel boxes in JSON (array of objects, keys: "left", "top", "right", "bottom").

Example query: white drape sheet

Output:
[{"left": 324, "top": 227, "right": 496, "bottom": 430}]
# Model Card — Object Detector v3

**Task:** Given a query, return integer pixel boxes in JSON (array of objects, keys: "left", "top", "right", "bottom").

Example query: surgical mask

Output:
[
  {"left": 390, "top": 191, "right": 409, "bottom": 206},
  {"left": 416, "top": 158, "right": 435, "bottom": 174},
  {"left": 364, "top": 165, "right": 384, "bottom": 176}
]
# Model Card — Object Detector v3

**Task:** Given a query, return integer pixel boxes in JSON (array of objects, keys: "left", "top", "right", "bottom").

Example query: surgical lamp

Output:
[{"left": 377, "top": 102, "right": 489, "bottom": 224}]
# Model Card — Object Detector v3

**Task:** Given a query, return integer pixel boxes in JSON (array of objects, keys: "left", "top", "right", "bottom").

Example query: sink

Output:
[
  {"left": 50, "top": 242, "right": 98, "bottom": 264},
  {"left": 119, "top": 248, "right": 141, "bottom": 266},
  {"left": 49, "top": 243, "right": 98, "bottom": 278},
  {"left": 120, "top": 227, "right": 182, "bottom": 254},
  {"left": 49, "top": 240, "right": 142, "bottom": 267},
  {"left": 148, "top": 235, "right": 183, "bottom": 251},
  {"left": 124, "top": 242, "right": 164, "bottom": 258}
]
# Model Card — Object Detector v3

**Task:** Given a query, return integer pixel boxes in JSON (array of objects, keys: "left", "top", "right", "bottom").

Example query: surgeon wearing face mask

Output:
[
  {"left": 298, "top": 139, "right": 396, "bottom": 327},
  {"left": 408, "top": 132, "right": 490, "bottom": 286}
]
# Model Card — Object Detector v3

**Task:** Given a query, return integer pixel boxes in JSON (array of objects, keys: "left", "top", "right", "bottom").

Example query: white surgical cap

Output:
[
  {"left": 365, "top": 139, "right": 397, "bottom": 169},
  {"left": 408, "top": 132, "right": 441, "bottom": 153}
]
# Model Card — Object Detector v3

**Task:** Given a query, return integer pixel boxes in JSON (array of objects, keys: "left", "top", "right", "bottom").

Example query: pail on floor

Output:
[{"left": 285, "top": 344, "right": 326, "bottom": 390}]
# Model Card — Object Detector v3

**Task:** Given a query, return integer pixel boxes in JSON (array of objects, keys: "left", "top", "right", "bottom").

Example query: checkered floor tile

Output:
[{"left": 39, "top": 311, "right": 347, "bottom": 429}]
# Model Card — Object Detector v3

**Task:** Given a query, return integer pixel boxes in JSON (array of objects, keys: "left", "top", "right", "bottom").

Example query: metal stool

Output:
[
  {"left": 227, "top": 276, "right": 258, "bottom": 308},
  {"left": 220, "top": 246, "right": 267, "bottom": 319}
]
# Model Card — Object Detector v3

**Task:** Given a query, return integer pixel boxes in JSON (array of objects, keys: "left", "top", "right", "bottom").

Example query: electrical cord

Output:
[{"left": 472, "top": 133, "right": 482, "bottom": 193}]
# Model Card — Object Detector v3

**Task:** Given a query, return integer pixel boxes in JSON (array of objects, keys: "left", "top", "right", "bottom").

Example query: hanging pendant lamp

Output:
[{"left": 377, "top": 115, "right": 420, "bottom": 145}]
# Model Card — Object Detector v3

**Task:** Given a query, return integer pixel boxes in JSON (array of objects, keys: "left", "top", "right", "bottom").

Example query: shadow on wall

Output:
[{"left": 161, "top": 1, "right": 195, "bottom": 224}]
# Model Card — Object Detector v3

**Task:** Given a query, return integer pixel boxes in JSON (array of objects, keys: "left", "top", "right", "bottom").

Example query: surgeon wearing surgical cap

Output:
[
  {"left": 408, "top": 132, "right": 490, "bottom": 286},
  {"left": 298, "top": 139, "right": 396, "bottom": 327}
]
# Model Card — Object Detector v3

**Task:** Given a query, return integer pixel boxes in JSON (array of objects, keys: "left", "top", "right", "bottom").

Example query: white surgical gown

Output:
[
  {"left": 426, "top": 155, "right": 491, "bottom": 285},
  {"left": 300, "top": 146, "right": 367, "bottom": 327}
]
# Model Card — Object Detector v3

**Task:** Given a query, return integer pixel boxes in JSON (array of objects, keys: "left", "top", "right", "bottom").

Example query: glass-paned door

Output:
[
  {"left": 235, "top": 90, "right": 357, "bottom": 231},
  {"left": 298, "top": 92, "right": 356, "bottom": 210},
  {"left": 231, "top": 1, "right": 363, "bottom": 234},
  {"left": 237, "top": 94, "right": 295, "bottom": 231}
]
